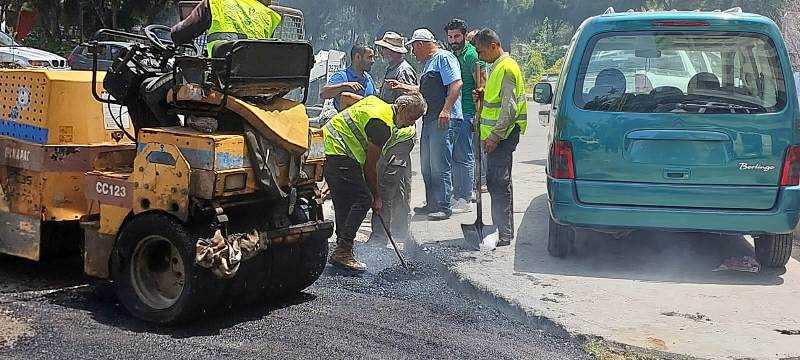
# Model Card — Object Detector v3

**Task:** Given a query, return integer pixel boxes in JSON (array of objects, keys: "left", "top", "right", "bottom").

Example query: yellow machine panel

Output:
[
  {"left": 0, "top": 70, "right": 134, "bottom": 145},
  {"left": 172, "top": 86, "right": 309, "bottom": 154},
  {"left": 0, "top": 69, "right": 136, "bottom": 260}
]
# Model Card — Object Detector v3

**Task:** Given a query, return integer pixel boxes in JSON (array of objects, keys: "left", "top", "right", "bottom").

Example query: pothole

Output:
[{"left": 775, "top": 329, "right": 800, "bottom": 335}]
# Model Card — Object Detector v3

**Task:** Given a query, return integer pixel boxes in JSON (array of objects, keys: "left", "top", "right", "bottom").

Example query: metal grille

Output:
[{"left": 275, "top": 15, "right": 304, "bottom": 41}]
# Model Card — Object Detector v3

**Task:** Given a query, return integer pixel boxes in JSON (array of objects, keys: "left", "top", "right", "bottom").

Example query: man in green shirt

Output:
[{"left": 445, "top": 19, "right": 483, "bottom": 213}]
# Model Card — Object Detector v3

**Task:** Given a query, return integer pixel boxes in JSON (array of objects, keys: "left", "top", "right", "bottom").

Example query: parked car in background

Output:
[
  {"left": 67, "top": 41, "right": 130, "bottom": 71},
  {"left": 0, "top": 31, "right": 67, "bottom": 69},
  {"left": 536, "top": 8, "right": 799, "bottom": 268}
]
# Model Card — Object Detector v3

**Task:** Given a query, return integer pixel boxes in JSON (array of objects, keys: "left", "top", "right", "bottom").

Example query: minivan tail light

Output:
[
  {"left": 653, "top": 20, "right": 709, "bottom": 27},
  {"left": 549, "top": 140, "right": 575, "bottom": 179},
  {"left": 780, "top": 145, "right": 800, "bottom": 186}
]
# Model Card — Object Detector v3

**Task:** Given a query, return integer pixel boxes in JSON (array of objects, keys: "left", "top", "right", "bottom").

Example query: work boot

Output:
[{"left": 329, "top": 244, "right": 367, "bottom": 272}]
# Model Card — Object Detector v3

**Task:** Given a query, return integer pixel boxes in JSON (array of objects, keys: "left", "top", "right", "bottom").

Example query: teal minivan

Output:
[{"left": 534, "top": 8, "right": 800, "bottom": 268}]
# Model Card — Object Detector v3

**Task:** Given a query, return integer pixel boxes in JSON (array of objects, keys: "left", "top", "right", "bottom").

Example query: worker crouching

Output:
[{"left": 323, "top": 95, "right": 427, "bottom": 271}]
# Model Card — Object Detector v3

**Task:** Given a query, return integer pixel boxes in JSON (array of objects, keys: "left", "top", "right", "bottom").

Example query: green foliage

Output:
[
  {"left": 0, "top": 0, "right": 793, "bottom": 65},
  {"left": 524, "top": 49, "right": 545, "bottom": 86},
  {"left": 543, "top": 57, "right": 564, "bottom": 76}
]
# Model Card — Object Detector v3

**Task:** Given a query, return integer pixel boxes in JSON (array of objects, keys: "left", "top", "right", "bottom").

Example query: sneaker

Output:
[
  {"left": 452, "top": 198, "right": 472, "bottom": 214},
  {"left": 427, "top": 211, "right": 451, "bottom": 221},
  {"left": 480, "top": 185, "right": 489, "bottom": 193},
  {"left": 413, "top": 204, "right": 435, "bottom": 215}
]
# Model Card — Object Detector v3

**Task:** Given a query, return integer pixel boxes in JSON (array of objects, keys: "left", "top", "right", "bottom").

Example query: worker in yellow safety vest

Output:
[
  {"left": 323, "top": 95, "right": 426, "bottom": 271},
  {"left": 472, "top": 28, "right": 527, "bottom": 247},
  {"left": 171, "top": 0, "right": 282, "bottom": 56},
  {"left": 141, "top": 0, "right": 281, "bottom": 127}
]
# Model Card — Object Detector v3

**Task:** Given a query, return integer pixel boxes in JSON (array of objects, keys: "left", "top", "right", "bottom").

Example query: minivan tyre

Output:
[
  {"left": 111, "top": 213, "right": 219, "bottom": 324},
  {"left": 754, "top": 234, "right": 793, "bottom": 268},
  {"left": 548, "top": 216, "right": 575, "bottom": 258}
]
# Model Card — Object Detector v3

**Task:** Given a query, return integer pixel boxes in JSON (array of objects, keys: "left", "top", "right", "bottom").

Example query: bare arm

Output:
[
  {"left": 320, "top": 82, "right": 362, "bottom": 100},
  {"left": 171, "top": 0, "right": 211, "bottom": 45},
  {"left": 339, "top": 92, "right": 364, "bottom": 109},
  {"left": 385, "top": 80, "right": 419, "bottom": 93},
  {"left": 437, "top": 79, "right": 463, "bottom": 128},
  {"left": 442, "top": 80, "right": 463, "bottom": 116}
]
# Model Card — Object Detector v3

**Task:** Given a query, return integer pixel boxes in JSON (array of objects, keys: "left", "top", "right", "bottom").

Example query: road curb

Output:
[
  {"left": 404, "top": 235, "right": 702, "bottom": 360},
  {"left": 404, "top": 236, "right": 572, "bottom": 339}
]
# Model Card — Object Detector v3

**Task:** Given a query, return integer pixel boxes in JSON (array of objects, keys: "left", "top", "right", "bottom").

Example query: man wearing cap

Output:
[
  {"left": 472, "top": 29, "right": 528, "bottom": 247},
  {"left": 323, "top": 94, "right": 427, "bottom": 272},
  {"left": 387, "top": 28, "right": 463, "bottom": 221},
  {"left": 321, "top": 45, "right": 378, "bottom": 111},
  {"left": 369, "top": 32, "right": 419, "bottom": 246}
]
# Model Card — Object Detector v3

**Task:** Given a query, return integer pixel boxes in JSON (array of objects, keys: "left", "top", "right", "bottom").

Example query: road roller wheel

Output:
[
  {"left": 268, "top": 230, "right": 330, "bottom": 297},
  {"left": 110, "top": 213, "right": 219, "bottom": 324}
]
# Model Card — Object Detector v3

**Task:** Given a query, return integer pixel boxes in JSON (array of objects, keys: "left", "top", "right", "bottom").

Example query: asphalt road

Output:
[{"left": 0, "top": 240, "right": 589, "bottom": 360}]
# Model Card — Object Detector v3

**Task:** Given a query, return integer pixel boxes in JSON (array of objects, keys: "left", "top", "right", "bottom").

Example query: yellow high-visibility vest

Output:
[
  {"left": 207, "top": 0, "right": 281, "bottom": 55},
  {"left": 323, "top": 96, "right": 395, "bottom": 165},
  {"left": 480, "top": 55, "right": 528, "bottom": 140}
]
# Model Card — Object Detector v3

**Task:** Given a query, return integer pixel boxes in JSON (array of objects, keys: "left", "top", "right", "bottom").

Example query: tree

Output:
[{"left": 778, "top": 0, "right": 800, "bottom": 70}]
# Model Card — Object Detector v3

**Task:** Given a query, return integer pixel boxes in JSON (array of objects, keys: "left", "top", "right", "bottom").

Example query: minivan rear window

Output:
[{"left": 575, "top": 32, "right": 787, "bottom": 114}]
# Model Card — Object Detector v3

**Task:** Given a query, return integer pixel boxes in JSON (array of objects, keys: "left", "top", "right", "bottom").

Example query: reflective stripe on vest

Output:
[
  {"left": 383, "top": 125, "right": 416, "bottom": 155},
  {"left": 207, "top": 0, "right": 282, "bottom": 55},
  {"left": 479, "top": 56, "right": 528, "bottom": 141},
  {"left": 323, "top": 96, "right": 395, "bottom": 165}
]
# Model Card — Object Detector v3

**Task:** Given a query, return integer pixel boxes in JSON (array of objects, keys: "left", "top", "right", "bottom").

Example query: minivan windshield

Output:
[{"left": 575, "top": 32, "right": 787, "bottom": 114}]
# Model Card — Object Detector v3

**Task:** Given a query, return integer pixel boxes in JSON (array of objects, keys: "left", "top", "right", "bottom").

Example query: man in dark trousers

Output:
[
  {"left": 472, "top": 29, "right": 528, "bottom": 247},
  {"left": 370, "top": 31, "right": 419, "bottom": 246},
  {"left": 323, "top": 94, "right": 426, "bottom": 271}
]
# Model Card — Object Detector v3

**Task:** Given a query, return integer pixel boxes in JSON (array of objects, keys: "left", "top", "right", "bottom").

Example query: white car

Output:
[{"left": 0, "top": 31, "right": 67, "bottom": 69}]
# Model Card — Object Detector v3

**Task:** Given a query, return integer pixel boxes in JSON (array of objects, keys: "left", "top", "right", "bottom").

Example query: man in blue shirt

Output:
[
  {"left": 321, "top": 45, "right": 378, "bottom": 111},
  {"left": 388, "top": 28, "right": 463, "bottom": 220}
]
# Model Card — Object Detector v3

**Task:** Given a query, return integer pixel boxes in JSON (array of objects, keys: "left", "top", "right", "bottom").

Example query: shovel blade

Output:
[{"left": 461, "top": 223, "right": 498, "bottom": 251}]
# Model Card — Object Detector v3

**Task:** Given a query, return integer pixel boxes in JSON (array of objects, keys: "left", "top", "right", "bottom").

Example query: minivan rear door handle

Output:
[{"left": 663, "top": 168, "right": 691, "bottom": 180}]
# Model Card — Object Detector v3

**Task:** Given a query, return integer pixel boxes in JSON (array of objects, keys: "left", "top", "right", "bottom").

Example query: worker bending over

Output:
[{"left": 324, "top": 95, "right": 427, "bottom": 271}]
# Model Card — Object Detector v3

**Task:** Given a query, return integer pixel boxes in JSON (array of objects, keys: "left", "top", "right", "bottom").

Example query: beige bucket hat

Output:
[{"left": 375, "top": 31, "right": 408, "bottom": 54}]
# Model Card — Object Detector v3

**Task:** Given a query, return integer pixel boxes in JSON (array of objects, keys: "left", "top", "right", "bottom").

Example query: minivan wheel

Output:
[
  {"left": 548, "top": 216, "right": 575, "bottom": 258},
  {"left": 754, "top": 234, "right": 793, "bottom": 268}
]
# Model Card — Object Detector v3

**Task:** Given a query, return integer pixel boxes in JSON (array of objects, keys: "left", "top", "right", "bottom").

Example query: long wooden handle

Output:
[{"left": 473, "top": 63, "right": 484, "bottom": 222}]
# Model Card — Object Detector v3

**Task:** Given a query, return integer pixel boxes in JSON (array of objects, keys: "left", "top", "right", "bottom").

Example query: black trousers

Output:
[
  {"left": 486, "top": 126, "right": 520, "bottom": 241},
  {"left": 324, "top": 155, "right": 372, "bottom": 247}
]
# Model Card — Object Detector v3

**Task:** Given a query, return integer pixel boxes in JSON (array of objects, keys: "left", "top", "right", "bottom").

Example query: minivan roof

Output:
[{"left": 579, "top": 9, "right": 780, "bottom": 34}]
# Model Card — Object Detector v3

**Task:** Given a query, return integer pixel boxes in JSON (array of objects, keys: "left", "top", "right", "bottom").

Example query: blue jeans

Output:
[
  {"left": 451, "top": 115, "right": 475, "bottom": 201},
  {"left": 420, "top": 118, "right": 453, "bottom": 213}
]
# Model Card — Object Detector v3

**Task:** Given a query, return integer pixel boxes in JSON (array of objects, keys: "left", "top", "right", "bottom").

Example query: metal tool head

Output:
[{"left": 461, "top": 222, "right": 498, "bottom": 251}]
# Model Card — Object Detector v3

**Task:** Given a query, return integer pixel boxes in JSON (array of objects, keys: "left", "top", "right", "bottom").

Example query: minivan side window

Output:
[
  {"left": 574, "top": 32, "right": 787, "bottom": 114},
  {"left": 553, "top": 35, "right": 579, "bottom": 107}
]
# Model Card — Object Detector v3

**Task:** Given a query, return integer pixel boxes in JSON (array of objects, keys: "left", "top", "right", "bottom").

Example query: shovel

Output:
[
  {"left": 376, "top": 212, "right": 410, "bottom": 269},
  {"left": 462, "top": 64, "right": 498, "bottom": 251}
]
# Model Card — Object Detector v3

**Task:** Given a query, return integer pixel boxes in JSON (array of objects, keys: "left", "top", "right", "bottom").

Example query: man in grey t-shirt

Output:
[
  {"left": 375, "top": 32, "right": 418, "bottom": 103},
  {"left": 369, "top": 32, "right": 419, "bottom": 246}
]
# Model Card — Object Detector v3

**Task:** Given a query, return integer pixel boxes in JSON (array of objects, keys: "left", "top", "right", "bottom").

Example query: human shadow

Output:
[{"left": 513, "top": 194, "right": 787, "bottom": 286}]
